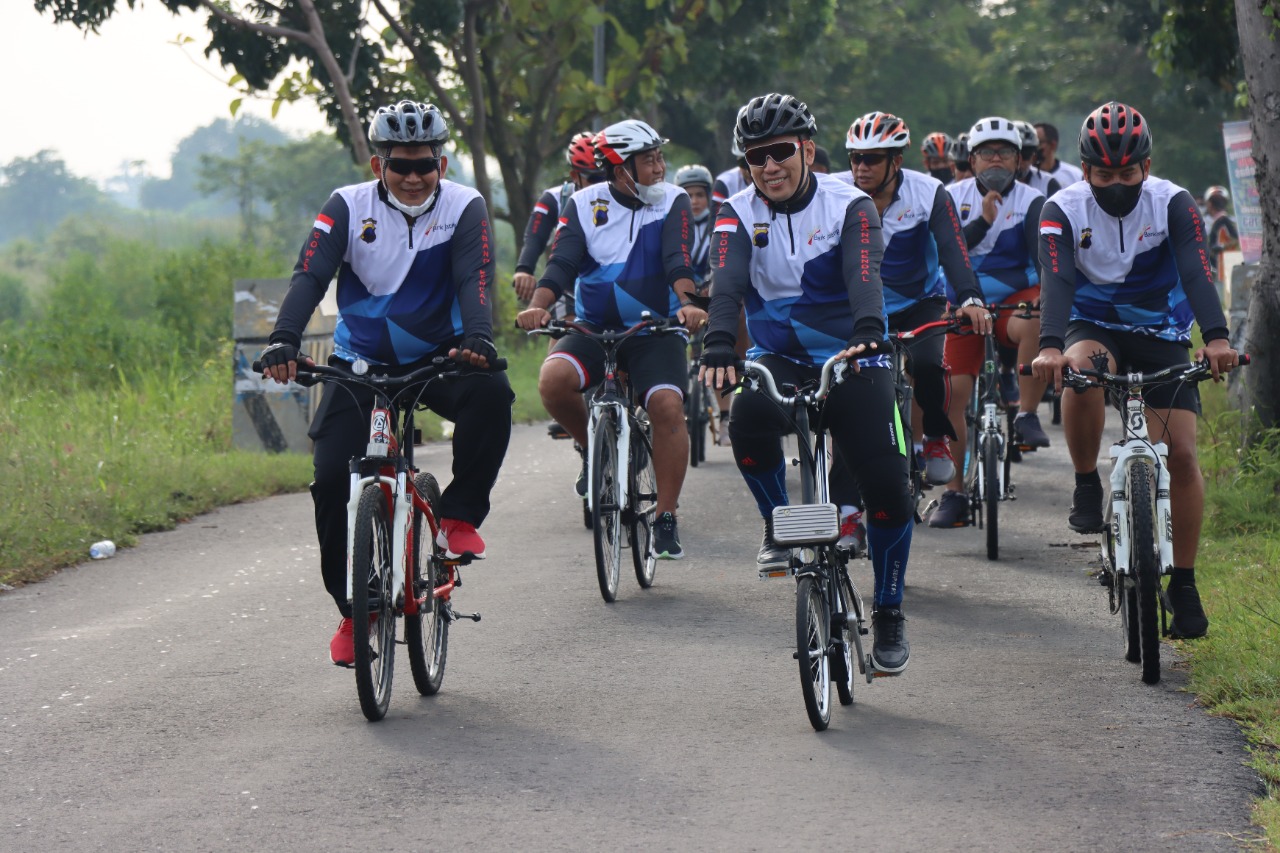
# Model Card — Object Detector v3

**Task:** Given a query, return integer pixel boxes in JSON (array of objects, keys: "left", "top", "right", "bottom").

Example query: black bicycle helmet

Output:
[
  {"left": 734, "top": 93, "right": 816, "bottom": 148},
  {"left": 1079, "top": 102, "right": 1151, "bottom": 168}
]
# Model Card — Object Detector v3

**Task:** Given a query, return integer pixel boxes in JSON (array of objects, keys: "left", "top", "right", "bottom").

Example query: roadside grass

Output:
[
  {"left": 1189, "top": 381, "right": 1280, "bottom": 846},
  {"left": 0, "top": 345, "right": 548, "bottom": 589}
]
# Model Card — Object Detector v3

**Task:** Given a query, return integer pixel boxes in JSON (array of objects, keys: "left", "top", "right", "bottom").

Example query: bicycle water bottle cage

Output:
[{"left": 771, "top": 504, "right": 841, "bottom": 545}]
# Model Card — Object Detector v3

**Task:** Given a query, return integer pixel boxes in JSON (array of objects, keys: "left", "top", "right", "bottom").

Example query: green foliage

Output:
[
  {"left": 139, "top": 116, "right": 287, "bottom": 214},
  {"left": 0, "top": 150, "right": 117, "bottom": 244},
  {"left": 0, "top": 272, "right": 30, "bottom": 325}
]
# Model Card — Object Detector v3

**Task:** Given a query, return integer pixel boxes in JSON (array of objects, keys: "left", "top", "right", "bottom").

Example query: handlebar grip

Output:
[
  {"left": 251, "top": 359, "right": 263, "bottom": 373},
  {"left": 1018, "top": 364, "right": 1033, "bottom": 376},
  {"left": 490, "top": 357, "right": 508, "bottom": 371},
  {"left": 1240, "top": 353, "right": 1252, "bottom": 366}
]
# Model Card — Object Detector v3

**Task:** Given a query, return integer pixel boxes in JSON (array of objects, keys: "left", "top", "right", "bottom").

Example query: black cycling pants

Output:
[{"left": 888, "top": 297, "right": 954, "bottom": 441}]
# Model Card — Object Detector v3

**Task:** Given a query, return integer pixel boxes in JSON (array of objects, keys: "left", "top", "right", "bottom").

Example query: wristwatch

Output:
[{"left": 959, "top": 297, "right": 985, "bottom": 309}]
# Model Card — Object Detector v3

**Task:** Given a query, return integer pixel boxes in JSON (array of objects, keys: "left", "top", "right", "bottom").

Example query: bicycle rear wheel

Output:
[
  {"left": 352, "top": 484, "right": 396, "bottom": 721},
  {"left": 796, "top": 576, "right": 832, "bottom": 731},
  {"left": 406, "top": 472, "right": 449, "bottom": 696},
  {"left": 687, "top": 379, "right": 705, "bottom": 468},
  {"left": 984, "top": 435, "right": 999, "bottom": 561},
  {"left": 1129, "top": 461, "right": 1161, "bottom": 684},
  {"left": 832, "top": 565, "right": 857, "bottom": 706},
  {"left": 592, "top": 412, "right": 623, "bottom": 602},
  {"left": 629, "top": 421, "right": 658, "bottom": 589}
]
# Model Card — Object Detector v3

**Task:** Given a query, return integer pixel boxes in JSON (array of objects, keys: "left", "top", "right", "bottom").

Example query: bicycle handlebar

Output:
[
  {"left": 251, "top": 354, "right": 508, "bottom": 388},
  {"left": 740, "top": 353, "right": 848, "bottom": 407},
  {"left": 1016, "top": 354, "right": 1250, "bottom": 387},
  {"left": 524, "top": 314, "right": 685, "bottom": 344}
]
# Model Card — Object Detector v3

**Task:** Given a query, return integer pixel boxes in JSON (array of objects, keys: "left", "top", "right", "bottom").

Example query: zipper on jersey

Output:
[{"left": 1117, "top": 216, "right": 1124, "bottom": 253}]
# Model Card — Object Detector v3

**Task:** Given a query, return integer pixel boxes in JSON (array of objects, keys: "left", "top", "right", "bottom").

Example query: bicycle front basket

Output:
[{"left": 771, "top": 503, "right": 840, "bottom": 546}]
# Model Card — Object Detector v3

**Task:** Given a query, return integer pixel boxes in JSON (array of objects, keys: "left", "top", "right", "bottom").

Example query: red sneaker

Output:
[
  {"left": 437, "top": 519, "right": 486, "bottom": 560},
  {"left": 330, "top": 618, "right": 355, "bottom": 667}
]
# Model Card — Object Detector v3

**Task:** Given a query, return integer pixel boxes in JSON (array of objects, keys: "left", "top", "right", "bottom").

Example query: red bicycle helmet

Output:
[
  {"left": 920, "top": 131, "right": 954, "bottom": 161},
  {"left": 566, "top": 131, "right": 598, "bottom": 171},
  {"left": 1079, "top": 102, "right": 1151, "bottom": 168}
]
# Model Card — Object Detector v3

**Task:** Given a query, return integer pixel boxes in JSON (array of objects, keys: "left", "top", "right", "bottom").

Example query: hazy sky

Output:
[{"left": 5, "top": 3, "right": 330, "bottom": 184}]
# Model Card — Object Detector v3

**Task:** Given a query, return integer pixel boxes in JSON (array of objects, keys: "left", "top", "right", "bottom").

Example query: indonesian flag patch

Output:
[
  {"left": 314, "top": 213, "right": 335, "bottom": 234},
  {"left": 714, "top": 217, "right": 739, "bottom": 233},
  {"left": 1040, "top": 220, "right": 1063, "bottom": 237}
]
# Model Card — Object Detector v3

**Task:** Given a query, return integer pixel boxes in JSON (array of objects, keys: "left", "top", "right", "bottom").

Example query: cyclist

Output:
[
  {"left": 812, "top": 144, "right": 832, "bottom": 174},
  {"left": 1016, "top": 120, "right": 1062, "bottom": 198},
  {"left": 712, "top": 125, "right": 751, "bottom": 213},
  {"left": 843, "top": 111, "right": 989, "bottom": 500},
  {"left": 515, "top": 119, "right": 706, "bottom": 559},
  {"left": 512, "top": 131, "right": 604, "bottom": 309},
  {"left": 951, "top": 133, "right": 973, "bottom": 181},
  {"left": 258, "top": 100, "right": 513, "bottom": 666},
  {"left": 674, "top": 164, "right": 715, "bottom": 289},
  {"left": 701, "top": 93, "right": 917, "bottom": 674},
  {"left": 1031, "top": 101, "right": 1239, "bottom": 639},
  {"left": 920, "top": 130, "right": 956, "bottom": 185},
  {"left": 930, "top": 115, "right": 1051, "bottom": 529},
  {"left": 1203, "top": 185, "right": 1239, "bottom": 286},
  {"left": 1033, "top": 122, "right": 1084, "bottom": 187}
]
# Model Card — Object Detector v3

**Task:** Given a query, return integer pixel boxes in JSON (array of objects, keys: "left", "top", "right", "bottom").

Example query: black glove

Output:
[
  {"left": 457, "top": 334, "right": 497, "bottom": 365},
  {"left": 700, "top": 342, "right": 737, "bottom": 371},
  {"left": 259, "top": 342, "right": 299, "bottom": 371}
]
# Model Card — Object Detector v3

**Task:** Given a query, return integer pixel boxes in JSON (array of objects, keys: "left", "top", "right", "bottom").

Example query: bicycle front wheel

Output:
[
  {"left": 629, "top": 422, "right": 658, "bottom": 589},
  {"left": 405, "top": 472, "right": 449, "bottom": 696},
  {"left": 1129, "top": 461, "right": 1161, "bottom": 684},
  {"left": 352, "top": 484, "right": 396, "bottom": 721},
  {"left": 686, "top": 380, "right": 705, "bottom": 468},
  {"left": 984, "top": 435, "right": 1000, "bottom": 561},
  {"left": 832, "top": 565, "right": 858, "bottom": 706},
  {"left": 796, "top": 576, "right": 832, "bottom": 731},
  {"left": 592, "top": 412, "right": 623, "bottom": 602}
]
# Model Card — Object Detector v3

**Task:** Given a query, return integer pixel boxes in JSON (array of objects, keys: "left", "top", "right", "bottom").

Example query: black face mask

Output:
[
  {"left": 978, "top": 166, "right": 1015, "bottom": 195},
  {"left": 929, "top": 167, "right": 953, "bottom": 184},
  {"left": 1091, "top": 181, "right": 1144, "bottom": 218}
]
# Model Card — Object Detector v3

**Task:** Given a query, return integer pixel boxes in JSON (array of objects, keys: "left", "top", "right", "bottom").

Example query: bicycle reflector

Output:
[{"left": 771, "top": 504, "right": 841, "bottom": 545}]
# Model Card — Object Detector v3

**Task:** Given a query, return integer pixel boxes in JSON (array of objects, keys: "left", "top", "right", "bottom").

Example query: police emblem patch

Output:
[
  {"left": 753, "top": 222, "right": 769, "bottom": 248},
  {"left": 360, "top": 218, "right": 377, "bottom": 244}
]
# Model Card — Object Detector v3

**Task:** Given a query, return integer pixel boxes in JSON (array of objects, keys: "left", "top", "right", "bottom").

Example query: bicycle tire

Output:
[
  {"left": 629, "top": 422, "right": 658, "bottom": 589},
  {"left": 984, "top": 435, "right": 999, "bottom": 561},
  {"left": 687, "top": 380, "right": 704, "bottom": 468},
  {"left": 1129, "top": 461, "right": 1161, "bottom": 684},
  {"left": 352, "top": 484, "right": 396, "bottom": 721},
  {"left": 405, "top": 472, "right": 448, "bottom": 696},
  {"left": 796, "top": 576, "right": 832, "bottom": 731},
  {"left": 592, "top": 412, "right": 623, "bottom": 603},
  {"left": 832, "top": 566, "right": 857, "bottom": 706}
]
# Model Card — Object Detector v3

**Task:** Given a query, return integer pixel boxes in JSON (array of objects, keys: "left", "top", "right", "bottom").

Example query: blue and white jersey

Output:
[
  {"left": 712, "top": 167, "right": 750, "bottom": 207},
  {"left": 1045, "top": 159, "right": 1084, "bottom": 186},
  {"left": 878, "top": 169, "right": 950, "bottom": 314},
  {"left": 713, "top": 178, "right": 890, "bottom": 368},
  {"left": 945, "top": 176, "right": 1044, "bottom": 303},
  {"left": 1042, "top": 177, "right": 1208, "bottom": 343},
  {"left": 539, "top": 181, "right": 693, "bottom": 330},
  {"left": 272, "top": 179, "right": 493, "bottom": 367}
]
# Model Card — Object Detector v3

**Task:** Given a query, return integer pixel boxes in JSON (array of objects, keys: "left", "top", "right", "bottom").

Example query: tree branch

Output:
[
  {"left": 369, "top": 0, "right": 467, "bottom": 128},
  {"left": 194, "top": 0, "right": 314, "bottom": 47}
]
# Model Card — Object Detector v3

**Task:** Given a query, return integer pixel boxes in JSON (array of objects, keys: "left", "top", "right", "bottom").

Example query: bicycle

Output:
[
  {"left": 1031, "top": 356, "right": 1249, "bottom": 684},
  {"left": 738, "top": 354, "right": 887, "bottom": 732},
  {"left": 253, "top": 354, "right": 505, "bottom": 721},
  {"left": 529, "top": 315, "right": 684, "bottom": 603},
  {"left": 684, "top": 326, "right": 716, "bottom": 467}
]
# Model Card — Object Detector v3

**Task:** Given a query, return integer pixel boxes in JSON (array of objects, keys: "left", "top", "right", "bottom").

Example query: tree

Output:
[
  {"left": 0, "top": 150, "right": 113, "bottom": 244},
  {"left": 140, "top": 116, "right": 286, "bottom": 213},
  {"left": 196, "top": 139, "right": 271, "bottom": 245},
  {"left": 1235, "top": 0, "right": 1280, "bottom": 428}
]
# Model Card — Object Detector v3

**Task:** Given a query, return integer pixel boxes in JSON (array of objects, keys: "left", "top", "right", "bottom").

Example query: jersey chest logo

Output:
[
  {"left": 1080, "top": 227, "right": 1093, "bottom": 249},
  {"left": 360, "top": 218, "right": 378, "bottom": 244},
  {"left": 960, "top": 203, "right": 972, "bottom": 220},
  {"left": 753, "top": 222, "right": 770, "bottom": 248},
  {"left": 592, "top": 198, "right": 610, "bottom": 226}
]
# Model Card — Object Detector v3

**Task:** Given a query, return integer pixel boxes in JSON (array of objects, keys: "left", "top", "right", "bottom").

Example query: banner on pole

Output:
[{"left": 1221, "top": 120, "right": 1262, "bottom": 264}]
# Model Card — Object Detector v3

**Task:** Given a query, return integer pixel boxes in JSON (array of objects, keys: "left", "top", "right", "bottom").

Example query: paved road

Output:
[{"left": 0, "top": 417, "right": 1261, "bottom": 851}]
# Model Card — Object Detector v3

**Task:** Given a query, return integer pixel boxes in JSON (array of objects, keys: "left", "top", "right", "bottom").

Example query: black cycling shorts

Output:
[
  {"left": 1064, "top": 321, "right": 1200, "bottom": 413},
  {"left": 549, "top": 328, "right": 687, "bottom": 405}
]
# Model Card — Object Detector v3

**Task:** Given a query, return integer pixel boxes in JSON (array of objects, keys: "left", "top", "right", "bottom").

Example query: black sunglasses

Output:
[
  {"left": 744, "top": 140, "right": 801, "bottom": 168},
  {"left": 383, "top": 155, "right": 440, "bottom": 176},
  {"left": 850, "top": 153, "right": 890, "bottom": 167},
  {"left": 583, "top": 170, "right": 607, "bottom": 185}
]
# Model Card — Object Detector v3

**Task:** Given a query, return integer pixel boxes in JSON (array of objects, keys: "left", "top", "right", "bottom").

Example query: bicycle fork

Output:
[
  {"left": 1106, "top": 443, "right": 1172, "bottom": 579},
  {"left": 344, "top": 467, "right": 411, "bottom": 610},
  {"left": 585, "top": 400, "right": 631, "bottom": 513},
  {"left": 975, "top": 402, "right": 1007, "bottom": 501}
]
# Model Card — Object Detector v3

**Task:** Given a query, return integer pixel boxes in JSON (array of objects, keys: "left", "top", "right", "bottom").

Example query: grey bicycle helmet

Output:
[
  {"left": 1015, "top": 120, "right": 1039, "bottom": 154},
  {"left": 368, "top": 100, "right": 449, "bottom": 152},
  {"left": 734, "top": 93, "right": 816, "bottom": 148},
  {"left": 674, "top": 164, "right": 714, "bottom": 190}
]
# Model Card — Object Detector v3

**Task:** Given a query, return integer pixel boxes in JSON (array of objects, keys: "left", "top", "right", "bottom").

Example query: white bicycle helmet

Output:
[
  {"left": 674, "top": 164, "right": 714, "bottom": 190},
  {"left": 1204, "top": 185, "right": 1229, "bottom": 202},
  {"left": 845, "top": 111, "right": 911, "bottom": 151},
  {"left": 368, "top": 100, "right": 449, "bottom": 152},
  {"left": 595, "top": 119, "right": 668, "bottom": 168},
  {"left": 1015, "top": 120, "right": 1039, "bottom": 152},
  {"left": 967, "top": 116, "right": 1021, "bottom": 151}
]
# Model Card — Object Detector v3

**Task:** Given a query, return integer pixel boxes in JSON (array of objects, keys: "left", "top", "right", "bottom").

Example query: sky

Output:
[{"left": 3, "top": 3, "right": 330, "bottom": 184}]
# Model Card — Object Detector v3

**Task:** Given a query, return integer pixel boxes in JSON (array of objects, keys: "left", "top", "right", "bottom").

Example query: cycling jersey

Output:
[
  {"left": 515, "top": 182, "right": 575, "bottom": 274},
  {"left": 1042, "top": 159, "right": 1083, "bottom": 186},
  {"left": 538, "top": 182, "right": 694, "bottom": 329},
  {"left": 1023, "top": 168, "right": 1062, "bottom": 199},
  {"left": 707, "top": 176, "right": 888, "bottom": 367},
  {"left": 944, "top": 177, "right": 1045, "bottom": 304},
  {"left": 273, "top": 179, "right": 493, "bottom": 366},
  {"left": 690, "top": 211, "right": 712, "bottom": 287},
  {"left": 712, "top": 167, "right": 750, "bottom": 209},
  {"left": 1038, "top": 177, "right": 1229, "bottom": 349}
]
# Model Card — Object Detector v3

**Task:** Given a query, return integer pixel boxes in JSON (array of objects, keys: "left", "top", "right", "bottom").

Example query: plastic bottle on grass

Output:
[{"left": 89, "top": 541, "right": 116, "bottom": 560}]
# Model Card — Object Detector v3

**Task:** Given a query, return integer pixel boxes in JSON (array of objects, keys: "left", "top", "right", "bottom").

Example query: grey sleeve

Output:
[
  {"left": 515, "top": 190, "right": 559, "bottom": 273},
  {"left": 452, "top": 196, "right": 497, "bottom": 341},
  {"left": 840, "top": 196, "right": 888, "bottom": 347},
  {"left": 1024, "top": 195, "right": 1045, "bottom": 279},
  {"left": 928, "top": 185, "right": 981, "bottom": 305},
  {"left": 1167, "top": 191, "right": 1229, "bottom": 342},
  {"left": 704, "top": 213, "right": 753, "bottom": 348},
  {"left": 538, "top": 198, "right": 586, "bottom": 300},
  {"left": 962, "top": 216, "right": 992, "bottom": 250},
  {"left": 1037, "top": 201, "right": 1077, "bottom": 352},
  {"left": 662, "top": 192, "right": 696, "bottom": 288},
  {"left": 271, "top": 193, "right": 350, "bottom": 348}
]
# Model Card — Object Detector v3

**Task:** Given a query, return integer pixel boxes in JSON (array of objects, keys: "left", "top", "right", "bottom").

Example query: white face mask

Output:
[
  {"left": 631, "top": 178, "right": 668, "bottom": 207},
  {"left": 385, "top": 191, "right": 437, "bottom": 219}
]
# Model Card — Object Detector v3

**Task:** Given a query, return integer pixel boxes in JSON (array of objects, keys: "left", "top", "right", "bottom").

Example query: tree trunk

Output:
[{"left": 1235, "top": 0, "right": 1280, "bottom": 429}]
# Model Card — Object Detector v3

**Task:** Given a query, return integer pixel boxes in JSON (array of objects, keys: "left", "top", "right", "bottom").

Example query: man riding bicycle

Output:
[
  {"left": 700, "top": 93, "right": 917, "bottom": 674},
  {"left": 516, "top": 119, "right": 706, "bottom": 560},
  {"left": 1031, "top": 101, "right": 1239, "bottom": 639},
  {"left": 258, "top": 100, "right": 513, "bottom": 666}
]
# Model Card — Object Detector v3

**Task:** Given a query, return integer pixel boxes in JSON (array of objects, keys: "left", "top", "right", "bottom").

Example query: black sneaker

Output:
[
  {"left": 1068, "top": 480, "right": 1105, "bottom": 533},
  {"left": 1166, "top": 582, "right": 1209, "bottom": 639},
  {"left": 1014, "top": 412, "right": 1050, "bottom": 448},
  {"left": 871, "top": 608, "right": 910, "bottom": 673},
  {"left": 757, "top": 520, "right": 791, "bottom": 570},
  {"left": 574, "top": 446, "right": 588, "bottom": 500},
  {"left": 653, "top": 512, "right": 684, "bottom": 560},
  {"left": 928, "top": 489, "right": 971, "bottom": 528}
]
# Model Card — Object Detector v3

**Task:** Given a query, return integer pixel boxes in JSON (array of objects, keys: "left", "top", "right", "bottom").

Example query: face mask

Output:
[
  {"left": 979, "top": 166, "right": 1015, "bottom": 195},
  {"left": 385, "top": 190, "right": 437, "bottom": 218},
  {"left": 929, "top": 167, "right": 953, "bottom": 184},
  {"left": 632, "top": 179, "right": 667, "bottom": 207},
  {"left": 1091, "top": 181, "right": 1144, "bottom": 218},
  {"left": 693, "top": 207, "right": 710, "bottom": 223}
]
